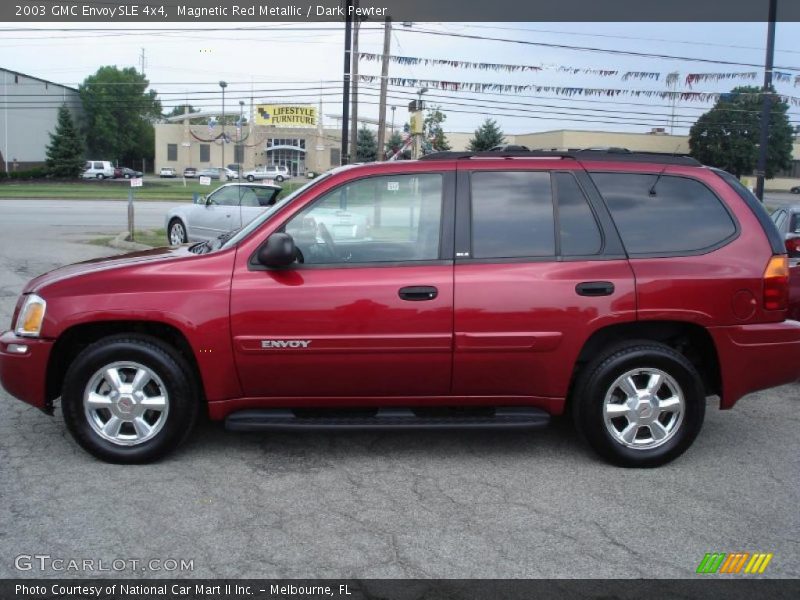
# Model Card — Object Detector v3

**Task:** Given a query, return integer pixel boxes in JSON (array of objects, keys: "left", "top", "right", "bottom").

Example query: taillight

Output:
[{"left": 763, "top": 255, "right": 789, "bottom": 311}]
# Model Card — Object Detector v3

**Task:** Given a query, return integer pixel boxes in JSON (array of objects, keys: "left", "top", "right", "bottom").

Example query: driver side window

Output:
[
  {"left": 209, "top": 187, "right": 239, "bottom": 206},
  {"left": 284, "top": 173, "right": 443, "bottom": 265}
]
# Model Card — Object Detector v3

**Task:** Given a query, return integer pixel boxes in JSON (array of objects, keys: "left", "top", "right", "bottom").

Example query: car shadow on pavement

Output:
[{"left": 176, "top": 414, "right": 589, "bottom": 466}]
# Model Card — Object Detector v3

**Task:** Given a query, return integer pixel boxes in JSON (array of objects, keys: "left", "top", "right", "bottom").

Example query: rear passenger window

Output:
[
  {"left": 471, "top": 171, "right": 554, "bottom": 258},
  {"left": 554, "top": 173, "right": 602, "bottom": 256},
  {"left": 591, "top": 173, "right": 736, "bottom": 255}
]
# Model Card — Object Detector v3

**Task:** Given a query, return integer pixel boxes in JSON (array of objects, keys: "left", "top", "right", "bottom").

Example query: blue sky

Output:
[{"left": 1, "top": 21, "right": 798, "bottom": 135}]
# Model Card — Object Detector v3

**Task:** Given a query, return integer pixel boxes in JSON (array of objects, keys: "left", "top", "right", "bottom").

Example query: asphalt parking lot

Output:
[{"left": 0, "top": 198, "right": 798, "bottom": 579}]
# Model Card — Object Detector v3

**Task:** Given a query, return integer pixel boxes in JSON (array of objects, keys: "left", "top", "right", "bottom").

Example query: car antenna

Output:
[
  {"left": 649, "top": 166, "right": 668, "bottom": 196},
  {"left": 649, "top": 143, "right": 681, "bottom": 196}
]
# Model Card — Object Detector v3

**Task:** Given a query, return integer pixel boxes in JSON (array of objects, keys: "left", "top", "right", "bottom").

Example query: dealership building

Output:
[
  {"left": 152, "top": 107, "right": 800, "bottom": 189},
  {"left": 155, "top": 103, "right": 344, "bottom": 177},
  {"left": 0, "top": 67, "right": 83, "bottom": 173}
]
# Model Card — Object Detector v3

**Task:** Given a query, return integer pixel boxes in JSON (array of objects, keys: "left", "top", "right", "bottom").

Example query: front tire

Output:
[
  {"left": 572, "top": 341, "right": 705, "bottom": 467},
  {"left": 61, "top": 335, "right": 199, "bottom": 463},
  {"left": 275, "top": 175, "right": 285, "bottom": 182},
  {"left": 168, "top": 219, "right": 188, "bottom": 245},
  {"left": 247, "top": 175, "right": 255, "bottom": 182},
  {"left": 96, "top": 174, "right": 105, "bottom": 180}
]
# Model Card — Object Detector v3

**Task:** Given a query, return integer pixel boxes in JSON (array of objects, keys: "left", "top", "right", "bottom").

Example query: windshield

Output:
[{"left": 219, "top": 173, "right": 333, "bottom": 250}]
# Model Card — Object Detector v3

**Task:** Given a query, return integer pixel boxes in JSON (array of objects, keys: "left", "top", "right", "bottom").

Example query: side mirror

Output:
[
  {"left": 257, "top": 232, "right": 296, "bottom": 267},
  {"left": 193, "top": 193, "right": 205, "bottom": 205}
]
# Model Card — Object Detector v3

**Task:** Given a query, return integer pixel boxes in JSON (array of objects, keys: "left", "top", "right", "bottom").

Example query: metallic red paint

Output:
[{"left": 2, "top": 158, "right": 800, "bottom": 422}]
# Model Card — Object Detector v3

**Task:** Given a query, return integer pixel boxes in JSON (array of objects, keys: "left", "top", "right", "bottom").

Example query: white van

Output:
[{"left": 82, "top": 160, "right": 115, "bottom": 179}]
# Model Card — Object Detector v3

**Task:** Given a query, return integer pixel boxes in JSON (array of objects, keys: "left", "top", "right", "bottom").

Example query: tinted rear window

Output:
[
  {"left": 471, "top": 171, "right": 554, "bottom": 258},
  {"left": 590, "top": 172, "right": 736, "bottom": 255},
  {"left": 554, "top": 172, "right": 602, "bottom": 256}
]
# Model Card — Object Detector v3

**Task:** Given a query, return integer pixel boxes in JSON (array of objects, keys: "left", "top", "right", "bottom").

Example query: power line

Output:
[
  {"left": 399, "top": 27, "right": 800, "bottom": 73},
  {"left": 449, "top": 23, "right": 800, "bottom": 57}
]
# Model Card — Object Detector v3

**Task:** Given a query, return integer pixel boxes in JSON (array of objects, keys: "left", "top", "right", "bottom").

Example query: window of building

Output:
[
  {"left": 471, "top": 171, "right": 555, "bottom": 259},
  {"left": 234, "top": 144, "right": 244, "bottom": 163},
  {"left": 199, "top": 144, "right": 210, "bottom": 163},
  {"left": 284, "top": 174, "right": 443, "bottom": 265},
  {"left": 266, "top": 138, "right": 307, "bottom": 176},
  {"left": 590, "top": 172, "right": 737, "bottom": 255},
  {"left": 167, "top": 144, "right": 178, "bottom": 161}
]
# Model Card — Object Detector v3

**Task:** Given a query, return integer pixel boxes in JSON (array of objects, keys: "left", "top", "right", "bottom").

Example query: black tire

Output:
[
  {"left": 124, "top": 173, "right": 131, "bottom": 179},
  {"left": 61, "top": 334, "right": 199, "bottom": 464},
  {"left": 572, "top": 341, "right": 705, "bottom": 468},
  {"left": 275, "top": 175, "right": 284, "bottom": 182},
  {"left": 247, "top": 175, "right": 255, "bottom": 182},
  {"left": 96, "top": 174, "right": 104, "bottom": 180}
]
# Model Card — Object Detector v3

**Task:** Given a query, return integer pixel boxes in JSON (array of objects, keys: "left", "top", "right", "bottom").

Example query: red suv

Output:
[{"left": 2, "top": 150, "right": 798, "bottom": 466}]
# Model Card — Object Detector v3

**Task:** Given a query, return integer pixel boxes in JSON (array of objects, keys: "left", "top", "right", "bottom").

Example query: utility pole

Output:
[
  {"left": 755, "top": 0, "right": 778, "bottom": 202},
  {"left": 350, "top": 7, "right": 360, "bottom": 163},
  {"left": 667, "top": 72, "right": 679, "bottom": 135},
  {"left": 219, "top": 80, "right": 227, "bottom": 174},
  {"left": 139, "top": 48, "right": 146, "bottom": 76},
  {"left": 376, "top": 17, "right": 392, "bottom": 161},
  {"left": 340, "top": 0, "right": 353, "bottom": 165}
]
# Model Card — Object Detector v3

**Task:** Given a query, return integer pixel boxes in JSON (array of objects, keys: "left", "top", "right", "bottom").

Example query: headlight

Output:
[{"left": 14, "top": 294, "right": 46, "bottom": 337}]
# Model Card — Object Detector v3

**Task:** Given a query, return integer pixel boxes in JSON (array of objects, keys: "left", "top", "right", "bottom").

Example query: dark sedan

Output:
[{"left": 114, "top": 167, "right": 143, "bottom": 179}]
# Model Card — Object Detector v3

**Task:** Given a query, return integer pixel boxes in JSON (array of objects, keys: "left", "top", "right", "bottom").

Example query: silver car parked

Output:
[{"left": 165, "top": 183, "right": 282, "bottom": 245}]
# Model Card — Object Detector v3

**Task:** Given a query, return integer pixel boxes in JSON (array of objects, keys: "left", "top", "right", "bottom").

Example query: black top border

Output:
[{"left": 2, "top": 0, "right": 799, "bottom": 22}]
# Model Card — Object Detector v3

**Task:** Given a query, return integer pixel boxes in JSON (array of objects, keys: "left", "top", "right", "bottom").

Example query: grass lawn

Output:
[
  {"left": 0, "top": 179, "right": 304, "bottom": 201},
  {"left": 130, "top": 228, "right": 169, "bottom": 247}
]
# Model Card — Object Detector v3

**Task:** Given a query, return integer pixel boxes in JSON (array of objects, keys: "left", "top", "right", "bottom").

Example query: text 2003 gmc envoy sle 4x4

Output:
[{"left": 2, "top": 150, "right": 799, "bottom": 467}]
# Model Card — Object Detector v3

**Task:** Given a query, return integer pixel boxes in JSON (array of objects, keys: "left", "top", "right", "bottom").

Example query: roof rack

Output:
[{"left": 418, "top": 148, "right": 701, "bottom": 166}]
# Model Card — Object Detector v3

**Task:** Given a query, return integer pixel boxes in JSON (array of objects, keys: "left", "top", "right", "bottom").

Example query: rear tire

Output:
[
  {"left": 96, "top": 174, "right": 104, "bottom": 180},
  {"left": 572, "top": 341, "right": 705, "bottom": 467},
  {"left": 247, "top": 175, "right": 255, "bottom": 182},
  {"left": 61, "top": 335, "right": 199, "bottom": 464},
  {"left": 275, "top": 175, "right": 285, "bottom": 182}
]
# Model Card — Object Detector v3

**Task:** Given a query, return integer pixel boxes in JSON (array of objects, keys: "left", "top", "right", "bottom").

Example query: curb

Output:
[{"left": 109, "top": 231, "right": 153, "bottom": 252}]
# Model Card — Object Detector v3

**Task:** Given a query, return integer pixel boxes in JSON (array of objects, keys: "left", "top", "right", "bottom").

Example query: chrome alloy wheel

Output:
[
  {"left": 602, "top": 368, "right": 685, "bottom": 450},
  {"left": 169, "top": 221, "right": 186, "bottom": 245},
  {"left": 83, "top": 361, "right": 170, "bottom": 446}
]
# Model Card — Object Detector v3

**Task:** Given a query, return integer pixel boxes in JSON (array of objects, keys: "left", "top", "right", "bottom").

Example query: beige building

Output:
[
  {"left": 154, "top": 121, "right": 800, "bottom": 191},
  {"left": 154, "top": 122, "right": 342, "bottom": 177},
  {"left": 444, "top": 128, "right": 800, "bottom": 191}
]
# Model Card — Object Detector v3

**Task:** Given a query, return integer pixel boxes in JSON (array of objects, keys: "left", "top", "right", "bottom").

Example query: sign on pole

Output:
[
  {"left": 130, "top": 177, "right": 143, "bottom": 187},
  {"left": 199, "top": 176, "right": 211, "bottom": 186}
]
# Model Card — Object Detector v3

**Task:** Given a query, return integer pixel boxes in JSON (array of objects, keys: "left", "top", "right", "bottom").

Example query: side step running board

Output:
[{"left": 225, "top": 408, "right": 550, "bottom": 432}]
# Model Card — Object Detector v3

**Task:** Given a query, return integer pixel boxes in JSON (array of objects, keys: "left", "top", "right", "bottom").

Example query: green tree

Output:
[
  {"left": 45, "top": 105, "right": 85, "bottom": 177},
  {"left": 468, "top": 118, "right": 505, "bottom": 151},
  {"left": 79, "top": 66, "right": 162, "bottom": 164},
  {"left": 422, "top": 106, "right": 451, "bottom": 154},
  {"left": 689, "top": 85, "right": 793, "bottom": 178},
  {"left": 356, "top": 126, "right": 377, "bottom": 162}
]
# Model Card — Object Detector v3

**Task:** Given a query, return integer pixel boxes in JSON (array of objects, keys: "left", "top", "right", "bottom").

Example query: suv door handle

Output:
[
  {"left": 398, "top": 286, "right": 438, "bottom": 301},
  {"left": 576, "top": 281, "right": 615, "bottom": 297}
]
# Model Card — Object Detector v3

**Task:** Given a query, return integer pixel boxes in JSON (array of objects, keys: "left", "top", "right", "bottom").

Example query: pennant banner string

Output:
[
  {"left": 356, "top": 74, "right": 800, "bottom": 107},
  {"left": 358, "top": 52, "right": 794, "bottom": 89}
]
